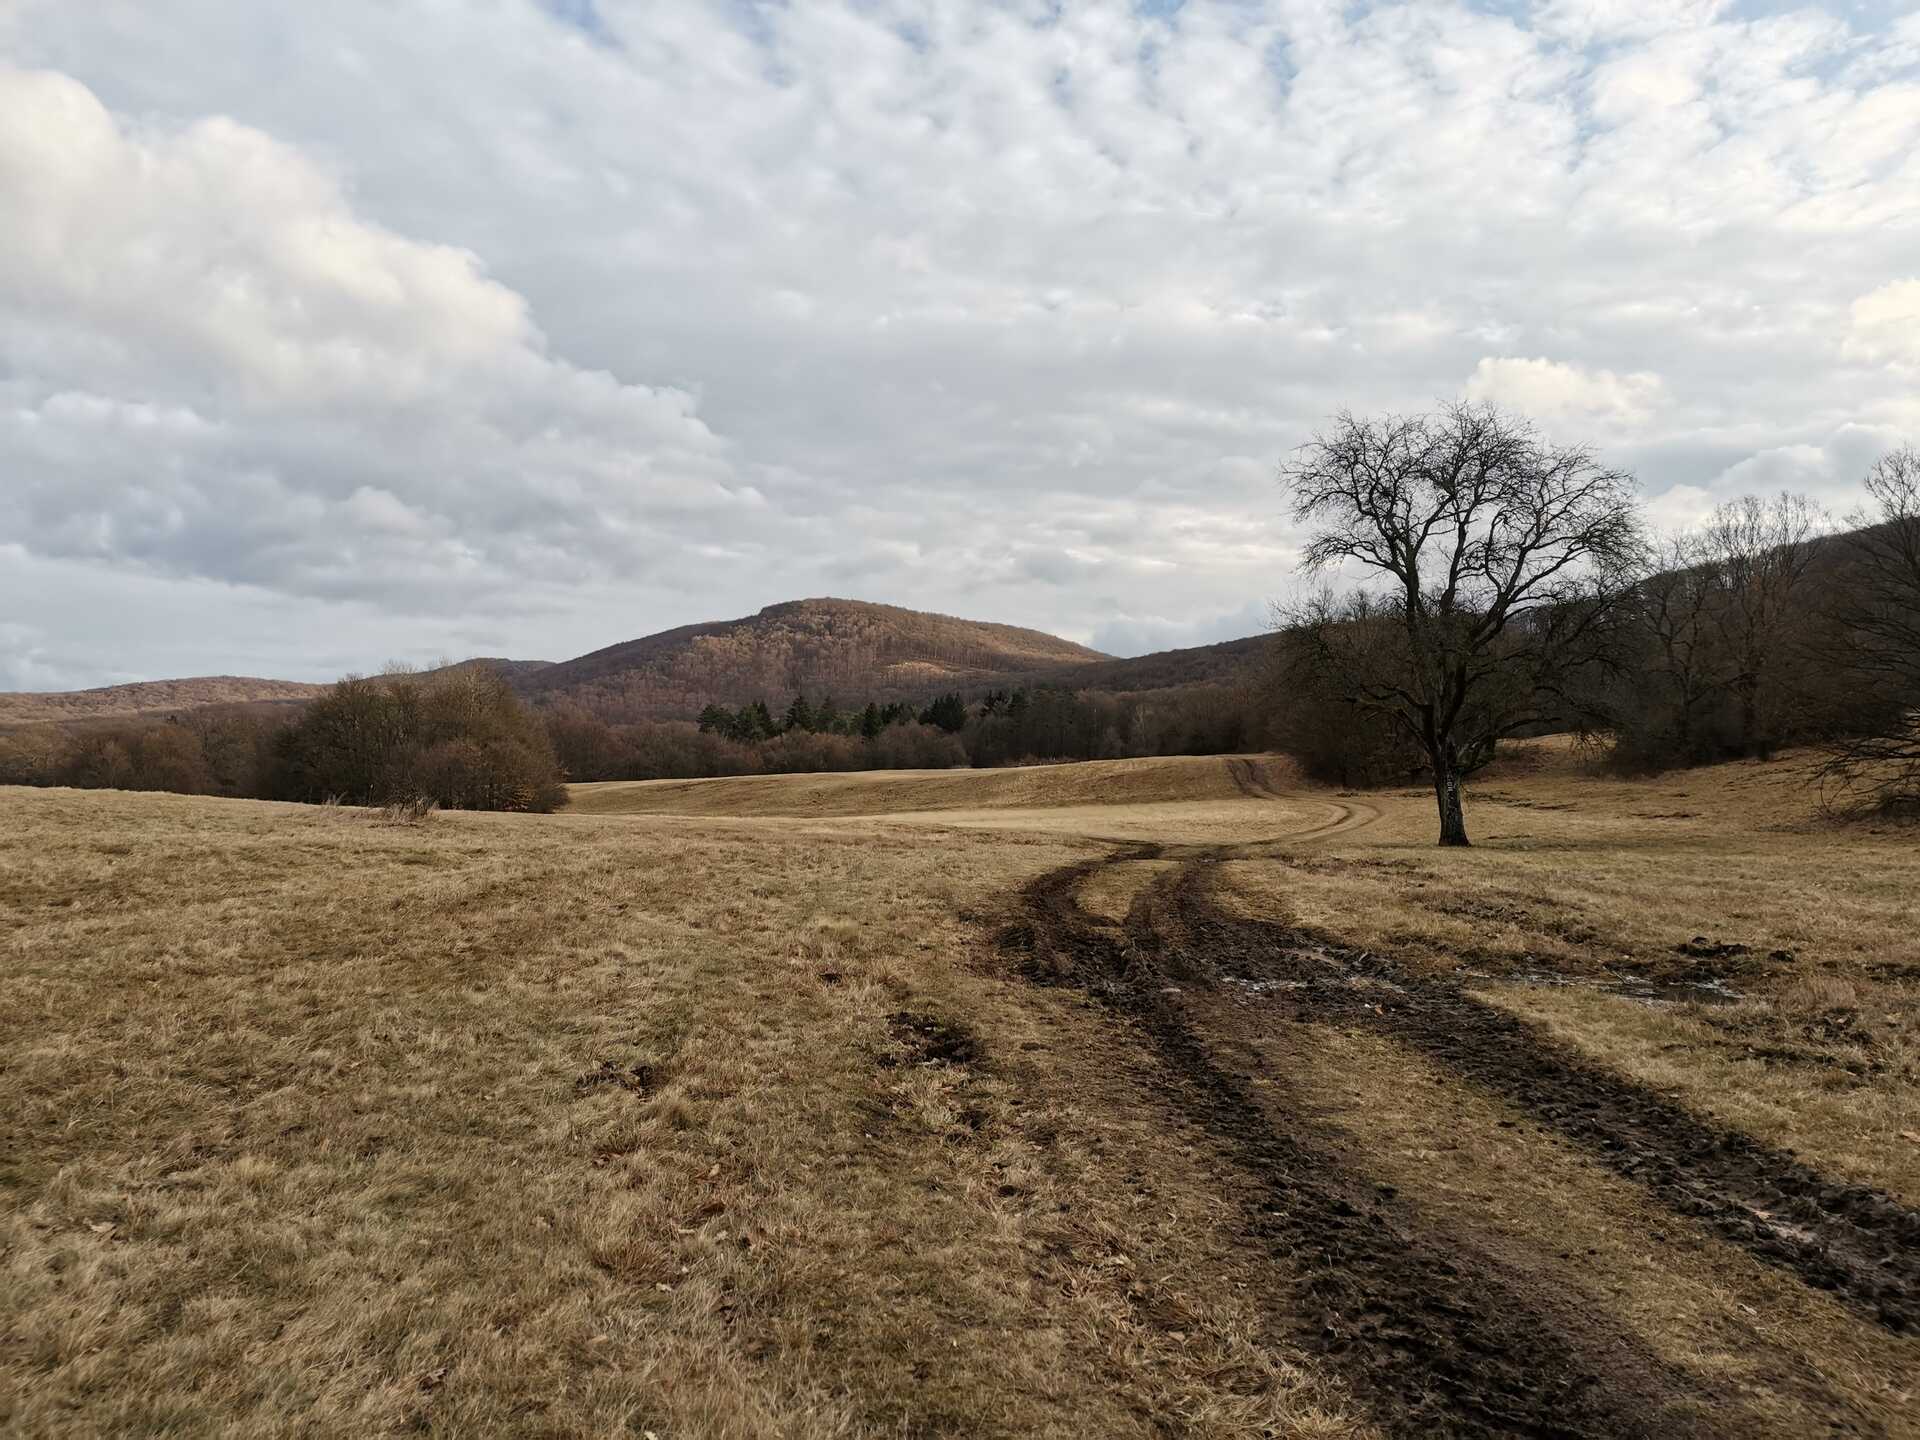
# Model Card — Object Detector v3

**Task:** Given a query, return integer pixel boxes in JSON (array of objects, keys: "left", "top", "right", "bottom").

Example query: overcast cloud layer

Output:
[{"left": 2, "top": 0, "right": 1916, "bottom": 688}]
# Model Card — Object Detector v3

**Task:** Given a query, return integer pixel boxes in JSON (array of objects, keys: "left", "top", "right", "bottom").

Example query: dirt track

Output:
[{"left": 1001, "top": 832, "right": 1920, "bottom": 1438}]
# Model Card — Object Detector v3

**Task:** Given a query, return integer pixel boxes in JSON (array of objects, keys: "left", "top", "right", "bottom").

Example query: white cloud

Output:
[
  {"left": 1464, "top": 357, "right": 1665, "bottom": 428},
  {"left": 1845, "top": 279, "right": 1920, "bottom": 367},
  {"left": 0, "top": 66, "right": 744, "bottom": 611},
  {"left": 0, "top": 2, "right": 1916, "bottom": 685}
]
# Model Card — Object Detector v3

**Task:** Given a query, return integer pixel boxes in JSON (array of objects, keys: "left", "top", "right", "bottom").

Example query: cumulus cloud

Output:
[
  {"left": 0, "top": 1, "right": 1917, "bottom": 685},
  {"left": 1464, "top": 358, "right": 1665, "bottom": 429},
  {"left": 0, "top": 66, "right": 744, "bottom": 612},
  {"left": 1845, "top": 280, "right": 1920, "bottom": 367}
]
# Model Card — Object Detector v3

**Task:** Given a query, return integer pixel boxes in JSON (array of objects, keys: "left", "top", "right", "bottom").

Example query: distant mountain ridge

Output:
[
  {"left": 1, "top": 598, "right": 1270, "bottom": 728},
  {"left": 518, "top": 598, "right": 1116, "bottom": 723},
  {"left": 0, "top": 676, "right": 328, "bottom": 727}
]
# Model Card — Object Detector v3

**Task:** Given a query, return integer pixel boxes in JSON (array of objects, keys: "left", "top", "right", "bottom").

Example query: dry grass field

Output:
[{"left": 5, "top": 744, "right": 1918, "bottom": 1436}]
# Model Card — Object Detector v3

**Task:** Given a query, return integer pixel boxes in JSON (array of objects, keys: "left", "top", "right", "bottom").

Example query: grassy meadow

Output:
[{"left": 4, "top": 744, "right": 1917, "bottom": 1436}]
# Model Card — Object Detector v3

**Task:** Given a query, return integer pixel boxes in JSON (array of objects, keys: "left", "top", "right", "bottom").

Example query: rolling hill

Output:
[
  {"left": 1, "top": 600, "right": 1274, "bottom": 729},
  {"left": 515, "top": 598, "right": 1118, "bottom": 722},
  {"left": 0, "top": 676, "right": 329, "bottom": 728}
]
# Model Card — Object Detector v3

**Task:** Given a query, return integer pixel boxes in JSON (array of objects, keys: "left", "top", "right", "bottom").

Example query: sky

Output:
[{"left": 1, "top": 0, "right": 1917, "bottom": 690}]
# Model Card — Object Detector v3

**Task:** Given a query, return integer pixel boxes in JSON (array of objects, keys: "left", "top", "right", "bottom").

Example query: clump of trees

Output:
[
  {"left": 539, "top": 680, "right": 1259, "bottom": 783},
  {"left": 269, "top": 668, "right": 565, "bottom": 812},
  {"left": 1605, "top": 493, "right": 1828, "bottom": 769},
  {"left": 2, "top": 668, "right": 567, "bottom": 813},
  {"left": 0, "top": 706, "right": 286, "bottom": 797}
]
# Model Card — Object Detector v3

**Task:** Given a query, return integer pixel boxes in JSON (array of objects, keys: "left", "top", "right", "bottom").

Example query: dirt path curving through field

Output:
[
  {"left": 1223, "top": 757, "right": 1383, "bottom": 843},
  {"left": 1001, "top": 820, "right": 1920, "bottom": 1437}
]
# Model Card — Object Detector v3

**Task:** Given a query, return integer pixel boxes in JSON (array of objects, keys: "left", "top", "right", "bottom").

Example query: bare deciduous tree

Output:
[
  {"left": 1615, "top": 493, "right": 1828, "bottom": 768},
  {"left": 1817, "top": 446, "right": 1920, "bottom": 812},
  {"left": 1625, "top": 532, "right": 1726, "bottom": 761},
  {"left": 1701, "top": 492, "right": 1828, "bottom": 758},
  {"left": 1281, "top": 404, "right": 1643, "bottom": 846}
]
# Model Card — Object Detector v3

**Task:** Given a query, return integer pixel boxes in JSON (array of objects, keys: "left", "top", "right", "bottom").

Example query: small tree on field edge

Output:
[{"left": 1280, "top": 403, "right": 1643, "bottom": 846}]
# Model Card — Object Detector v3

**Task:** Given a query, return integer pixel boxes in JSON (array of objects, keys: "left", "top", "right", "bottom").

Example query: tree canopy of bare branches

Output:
[
  {"left": 1816, "top": 446, "right": 1920, "bottom": 813},
  {"left": 1280, "top": 403, "right": 1642, "bottom": 846},
  {"left": 1613, "top": 493, "right": 1829, "bottom": 768}
]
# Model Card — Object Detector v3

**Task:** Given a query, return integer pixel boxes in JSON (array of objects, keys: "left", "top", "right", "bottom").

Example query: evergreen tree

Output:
[
  {"left": 859, "top": 702, "right": 883, "bottom": 740},
  {"left": 920, "top": 692, "right": 968, "bottom": 733},
  {"left": 697, "top": 703, "right": 731, "bottom": 736},
  {"left": 782, "top": 693, "right": 814, "bottom": 734}
]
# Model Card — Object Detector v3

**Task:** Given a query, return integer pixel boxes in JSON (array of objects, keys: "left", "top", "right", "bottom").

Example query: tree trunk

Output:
[
  {"left": 1432, "top": 752, "right": 1470, "bottom": 847},
  {"left": 1737, "top": 674, "right": 1759, "bottom": 756}
]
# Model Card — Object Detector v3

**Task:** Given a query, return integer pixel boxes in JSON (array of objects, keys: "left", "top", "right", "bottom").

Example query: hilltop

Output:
[
  {"left": 516, "top": 598, "right": 1115, "bottom": 722},
  {"left": 0, "top": 676, "right": 328, "bottom": 728}
]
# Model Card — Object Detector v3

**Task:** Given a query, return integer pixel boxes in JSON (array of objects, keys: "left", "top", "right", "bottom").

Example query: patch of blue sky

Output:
[{"left": 538, "top": 0, "right": 615, "bottom": 45}]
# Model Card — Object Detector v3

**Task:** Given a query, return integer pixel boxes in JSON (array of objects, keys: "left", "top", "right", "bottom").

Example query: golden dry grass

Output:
[
  {"left": 0, "top": 786, "right": 1364, "bottom": 1438},
  {"left": 1210, "top": 743, "right": 1920, "bottom": 1204},
  {"left": 566, "top": 754, "right": 1299, "bottom": 819},
  {"left": 7, "top": 742, "right": 1918, "bottom": 1435}
]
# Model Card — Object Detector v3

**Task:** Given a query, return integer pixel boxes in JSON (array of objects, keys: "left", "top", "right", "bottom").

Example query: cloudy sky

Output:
[{"left": 2, "top": 0, "right": 1916, "bottom": 689}]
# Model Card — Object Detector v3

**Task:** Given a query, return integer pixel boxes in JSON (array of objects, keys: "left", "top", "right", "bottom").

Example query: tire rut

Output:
[
  {"left": 1160, "top": 859, "right": 1920, "bottom": 1336},
  {"left": 1005, "top": 847, "right": 1717, "bottom": 1440}
]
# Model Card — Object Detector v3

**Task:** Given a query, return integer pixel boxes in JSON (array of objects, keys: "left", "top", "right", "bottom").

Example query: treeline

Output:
[
  {"left": 1269, "top": 446, "right": 1920, "bottom": 813},
  {"left": 1, "top": 668, "right": 565, "bottom": 813},
  {"left": 3, "top": 669, "right": 1264, "bottom": 801},
  {"left": 0, "top": 706, "right": 285, "bottom": 798},
  {"left": 543, "top": 681, "right": 1259, "bottom": 781}
]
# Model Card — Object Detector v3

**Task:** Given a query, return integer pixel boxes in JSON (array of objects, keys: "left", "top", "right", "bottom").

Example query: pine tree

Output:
[{"left": 921, "top": 692, "right": 968, "bottom": 733}]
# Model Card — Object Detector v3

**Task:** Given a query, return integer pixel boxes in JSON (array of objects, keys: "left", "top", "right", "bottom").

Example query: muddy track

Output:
[
  {"left": 1223, "top": 757, "right": 1383, "bottom": 841},
  {"left": 1007, "top": 849, "right": 1714, "bottom": 1439},
  {"left": 1224, "top": 757, "right": 1284, "bottom": 800},
  {"left": 1154, "top": 860, "right": 1920, "bottom": 1335}
]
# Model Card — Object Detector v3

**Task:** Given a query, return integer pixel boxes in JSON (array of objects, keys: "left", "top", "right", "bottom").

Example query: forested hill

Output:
[
  {"left": 1, "top": 601, "right": 1275, "bottom": 732},
  {"left": 1022, "top": 634, "right": 1271, "bottom": 695},
  {"left": 0, "top": 676, "right": 329, "bottom": 727},
  {"left": 515, "top": 598, "right": 1116, "bottom": 723}
]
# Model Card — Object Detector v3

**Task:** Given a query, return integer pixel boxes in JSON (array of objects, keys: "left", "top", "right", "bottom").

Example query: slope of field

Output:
[
  {"left": 568, "top": 754, "right": 1298, "bottom": 817},
  {"left": 517, "top": 597, "right": 1113, "bottom": 721},
  {"left": 0, "top": 675, "right": 327, "bottom": 726},
  {"left": 7, "top": 747, "right": 1918, "bottom": 1435},
  {"left": 1023, "top": 632, "right": 1271, "bottom": 694}
]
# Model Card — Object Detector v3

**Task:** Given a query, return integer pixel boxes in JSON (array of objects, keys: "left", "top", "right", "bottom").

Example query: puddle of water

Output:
[{"left": 1489, "top": 970, "right": 1743, "bottom": 1007}]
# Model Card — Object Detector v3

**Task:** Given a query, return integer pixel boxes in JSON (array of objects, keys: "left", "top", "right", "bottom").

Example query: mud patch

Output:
[
  {"left": 1676, "top": 936, "right": 1752, "bottom": 960},
  {"left": 882, "top": 1011, "right": 983, "bottom": 1069},
  {"left": 1473, "top": 969, "right": 1744, "bottom": 1008},
  {"left": 574, "top": 1059, "right": 655, "bottom": 1096}
]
